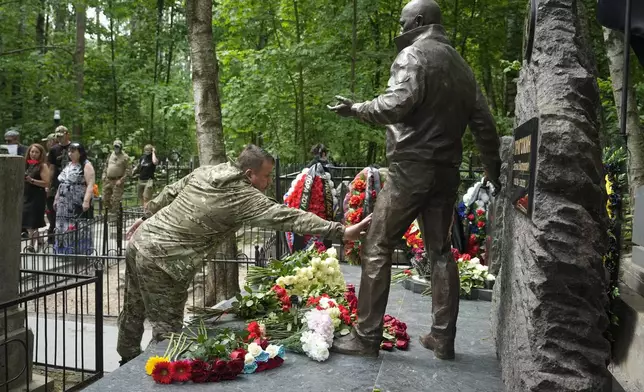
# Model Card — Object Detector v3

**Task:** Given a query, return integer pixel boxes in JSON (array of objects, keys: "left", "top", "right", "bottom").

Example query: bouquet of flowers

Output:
[
  {"left": 381, "top": 315, "right": 410, "bottom": 350},
  {"left": 458, "top": 179, "right": 493, "bottom": 263},
  {"left": 454, "top": 254, "right": 495, "bottom": 297}
]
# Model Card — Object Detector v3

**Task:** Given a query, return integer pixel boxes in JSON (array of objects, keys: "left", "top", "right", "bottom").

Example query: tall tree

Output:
[
  {"left": 603, "top": 28, "right": 644, "bottom": 203},
  {"left": 73, "top": 3, "right": 86, "bottom": 138},
  {"left": 186, "top": 0, "right": 239, "bottom": 305}
]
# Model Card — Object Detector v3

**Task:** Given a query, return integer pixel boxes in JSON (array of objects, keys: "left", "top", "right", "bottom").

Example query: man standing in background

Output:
[
  {"left": 3, "top": 128, "right": 28, "bottom": 156},
  {"left": 133, "top": 144, "right": 159, "bottom": 206},
  {"left": 102, "top": 139, "right": 131, "bottom": 214}
]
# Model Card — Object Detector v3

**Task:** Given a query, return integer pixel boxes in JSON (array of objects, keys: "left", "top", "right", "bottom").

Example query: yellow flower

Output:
[
  {"left": 605, "top": 175, "right": 613, "bottom": 195},
  {"left": 145, "top": 356, "right": 169, "bottom": 376}
]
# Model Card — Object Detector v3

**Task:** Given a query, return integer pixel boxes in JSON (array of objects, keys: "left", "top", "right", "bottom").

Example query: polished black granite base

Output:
[{"left": 82, "top": 265, "right": 503, "bottom": 392}]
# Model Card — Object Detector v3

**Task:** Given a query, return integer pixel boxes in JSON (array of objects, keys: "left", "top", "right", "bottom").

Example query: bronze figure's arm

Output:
[
  {"left": 329, "top": 49, "right": 425, "bottom": 125},
  {"left": 468, "top": 85, "right": 502, "bottom": 190}
]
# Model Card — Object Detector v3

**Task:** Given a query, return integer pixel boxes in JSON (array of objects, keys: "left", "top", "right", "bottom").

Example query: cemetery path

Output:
[{"left": 81, "top": 265, "right": 503, "bottom": 392}]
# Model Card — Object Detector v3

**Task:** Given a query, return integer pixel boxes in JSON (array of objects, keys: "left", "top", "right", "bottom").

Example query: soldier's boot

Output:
[
  {"left": 331, "top": 330, "right": 380, "bottom": 357},
  {"left": 419, "top": 333, "right": 455, "bottom": 360}
]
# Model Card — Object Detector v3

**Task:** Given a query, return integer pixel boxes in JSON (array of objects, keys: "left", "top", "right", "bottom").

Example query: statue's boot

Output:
[
  {"left": 331, "top": 330, "right": 380, "bottom": 357},
  {"left": 419, "top": 249, "right": 459, "bottom": 360}
]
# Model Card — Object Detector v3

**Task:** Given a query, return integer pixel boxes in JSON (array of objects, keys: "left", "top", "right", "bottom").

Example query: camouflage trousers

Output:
[
  {"left": 137, "top": 179, "right": 154, "bottom": 204},
  {"left": 116, "top": 242, "right": 190, "bottom": 360},
  {"left": 103, "top": 178, "right": 125, "bottom": 212}
]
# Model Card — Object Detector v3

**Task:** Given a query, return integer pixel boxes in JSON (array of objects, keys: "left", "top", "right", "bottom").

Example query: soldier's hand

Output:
[
  {"left": 343, "top": 213, "right": 372, "bottom": 242},
  {"left": 327, "top": 95, "right": 356, "bottom": 117},
  {"left": 126, "top": 218, "right": 144, "bottom": 241},
  {"left": 484, "top": 161, "right": 502, "bottom": 197}
]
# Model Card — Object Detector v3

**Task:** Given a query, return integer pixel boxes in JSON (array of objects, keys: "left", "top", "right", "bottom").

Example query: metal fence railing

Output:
[{"left": 1, "top": 268, "right": 103, "bottom": 392}]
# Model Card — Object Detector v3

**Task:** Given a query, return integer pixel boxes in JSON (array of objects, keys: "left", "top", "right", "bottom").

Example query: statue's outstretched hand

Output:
[{"left": 327, "top": 95, "right": 355, "bottom": 117}]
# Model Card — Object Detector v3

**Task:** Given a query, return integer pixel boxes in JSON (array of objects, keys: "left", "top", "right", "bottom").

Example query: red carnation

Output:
[
  {"left": 170, "top": 360, "right": 192, "bottom": 383},
  {"left": 477, "top": 221, "right": 485, "bottom": 228},
  {"left": 468, "top": 214, "right": 475, "bottom": 221},
  {"left": 396, "top": 339, "right": 409, "bottom": 350},
  {"left": 384, "top": 314, "right": 393, "bottom": 323},
  {"left": 229, "top": 348, "right": 247, "bottom": 361},
  {"left": 354, "top": 179, "right": 366, "bottom": 192},
  {"left": 381, "top": 341, "right": 394, "bottom": 351},
  {"left": 371, "top": 191, "right": 377, "bottom": 199},
  {"left": 476, "top": 209, "right": 485, "bottom": 216},
  {"left": 403, "top": 269, "right": 412, "bottom": 276},
  {"left": 469, "top": 234, "right": 477, "bottom": 242},
  {"left": 227, "top": 358, "right": 245, "bottom": 375},
  {"left": 152, "top": 361, "right": 174, "bottom": 384},
  {"left": 461, "top": 253, "right": 471, "bottom": 261},
  {"left": 212, "top": 359, "right": 228, "bottom": 373},
  {"left": 349, "top": 195, "right": 362, "bottom": 208},
  {"left": 189, "top": 360, "right": 209, "bottom": 383}
]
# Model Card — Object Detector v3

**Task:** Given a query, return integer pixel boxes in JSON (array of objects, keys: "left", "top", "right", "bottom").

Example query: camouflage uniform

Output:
[
  {"left": 102, "top": 148, "right": 131, "bottom": 212},
  {"left": 116, "top": 162, "right": 344, "bottom": 360}
]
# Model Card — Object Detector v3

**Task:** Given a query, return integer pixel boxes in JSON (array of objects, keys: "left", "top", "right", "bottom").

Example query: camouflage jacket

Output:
[
  {"left": 103, "top": 152, "right": 131, "bottom": 180},
  {"left": 132, "top": 162, "right": 344, "bottom": 282}
]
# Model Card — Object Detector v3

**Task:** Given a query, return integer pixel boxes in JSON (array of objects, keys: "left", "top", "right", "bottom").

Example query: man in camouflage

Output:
[
  {"left": 328, "top": 0, "right": 501, "bottom": 359},
  {"left": 101, "top": 140, "right": 131, "bottom": 214},
  {"left": 116, "top": 144, "right": 371, "bottom": 365}
]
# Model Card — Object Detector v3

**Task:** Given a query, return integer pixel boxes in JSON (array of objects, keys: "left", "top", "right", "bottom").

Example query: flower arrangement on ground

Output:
[
  {"left": 283, "top": 165, "right": 336, "bottom": 252},
  {"left": 189, "top": 246, "right": 410, "bottom": 366},
  {"left": 458, "top": 178, "right": 493, "bottom": 263},
  {"left": 144, "top": 323, "right": 286, "bottom": 385}
]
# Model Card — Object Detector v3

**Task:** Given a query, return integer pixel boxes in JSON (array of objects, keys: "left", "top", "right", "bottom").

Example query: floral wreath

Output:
[
  {"left": 457, "top": 178, "right": 493, "bottom": 263},
  {"left": 283, "top": 164, "right": 337, "bottom": 252},
  {"left": 343, "top": 167, "right": 385, "bottom": 264}
]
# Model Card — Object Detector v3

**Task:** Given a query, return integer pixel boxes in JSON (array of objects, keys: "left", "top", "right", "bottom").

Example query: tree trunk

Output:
[
  {"left": 73, "top": 3, "right": 86, "bottom": 139},
  {"left": 108, "top": 0, "right": 118, "bottom": 136},
  {"left": 603, "top": 28, "right": 644, "bottom": 203},
  {"left": 36, "top": 0, "right": 46, "bottom": 50},
  {"left": 186, "top": 0, "right": 239, "bottom": 306},
  {"left": 150, "top": 0, "right": 164, "bottom": 142}
]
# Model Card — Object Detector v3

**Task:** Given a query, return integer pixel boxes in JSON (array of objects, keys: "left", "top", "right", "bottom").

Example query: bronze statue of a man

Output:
[{"left": 329, "top": 0, "right": 501, "bottom": 359}]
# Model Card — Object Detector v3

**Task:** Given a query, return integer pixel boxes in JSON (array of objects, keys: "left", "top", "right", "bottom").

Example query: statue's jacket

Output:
[{"left": 352, "top": 24, "right": 500, "bottom": 170}]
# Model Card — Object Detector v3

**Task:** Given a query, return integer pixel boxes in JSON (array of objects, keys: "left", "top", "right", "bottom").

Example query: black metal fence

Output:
[{"left": 1, "top": 268, "right": 103, "bottom": 392}]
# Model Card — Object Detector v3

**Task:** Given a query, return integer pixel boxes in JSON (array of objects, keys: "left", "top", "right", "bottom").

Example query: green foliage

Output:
[{"left": 1, "top": 0, "right": 640, "bottom": 166}]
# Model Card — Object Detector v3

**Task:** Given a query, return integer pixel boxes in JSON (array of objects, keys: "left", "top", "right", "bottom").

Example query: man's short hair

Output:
[{"left": 237, "top": 144, "right": 275, "bottom": 172}]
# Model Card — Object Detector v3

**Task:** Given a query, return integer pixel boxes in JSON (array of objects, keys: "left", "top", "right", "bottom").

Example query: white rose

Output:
[
  {"left": 325, "top": 247, "right": 337, "bottom": 258},
  {"left": 247, "top": 342, "right": 263, "bottom": 358},
  {"left": 244, "top": 352, "right": 256, "bottom": 364},
  {"left": 265, "top": 344, "right": 280, "bottom": 359},
  {"left": 470, "top": 258, "right": 480, "bottom": 265},
  {"left": 476, "top": 264, "right": 488, "bottom": 271},
  {"left": 486, "top": 274, "right": 496, "bottom": 281}
]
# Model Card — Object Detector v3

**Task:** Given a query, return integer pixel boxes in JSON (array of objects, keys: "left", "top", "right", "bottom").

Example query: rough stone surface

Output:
[
  {"left": 491, "top": 1, "right": 612, "bottom": 391},
  {"left": 487, "top": 136, "right": 513, "bottom": 276},
  {"left": 83, "top": 265, "right": 504, "bottom": 392}
]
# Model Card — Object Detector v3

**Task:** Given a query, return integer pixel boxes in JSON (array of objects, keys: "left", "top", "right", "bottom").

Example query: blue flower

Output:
[
  {"left": 243, "top": 362, "right": 258, "bottom": 374},
  {"left": 470, "top": 225, "right": 479, "bottom": 234},
  {"left": 254, "top": 350, "right": 270, "bottom": 363},
  {"left": 277, "top": 346, "right": 286, "bottom": 359},
  {"left": 457, "top": 202, "right": 467, "bottom": 218}
]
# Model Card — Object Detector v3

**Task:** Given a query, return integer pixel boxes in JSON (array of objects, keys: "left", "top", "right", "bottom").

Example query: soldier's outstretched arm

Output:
[
  {"left": 352, "top": 49, "right": 425, "bottom": 125},
  {"left": 144, "top": 172, "right": 195, "bottom": 217},
  {"left": 468, "top": 85, "right": 502, "bottom": 187}
]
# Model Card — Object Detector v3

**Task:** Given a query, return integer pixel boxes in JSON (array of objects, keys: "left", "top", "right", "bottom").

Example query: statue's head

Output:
[{"left": 399, "top": 0, "right": 442, "bottom": 34}]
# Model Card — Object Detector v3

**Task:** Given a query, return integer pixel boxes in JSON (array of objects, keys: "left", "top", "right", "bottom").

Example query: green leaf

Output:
[
  {"left": 246, "top": 300, "right": 254, "bottom": 307},
  {"left": 340, "top": 328, "right": 350, "bottom": 336}
]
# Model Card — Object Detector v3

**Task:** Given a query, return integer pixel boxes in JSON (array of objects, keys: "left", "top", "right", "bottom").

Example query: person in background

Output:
[
  {"left": 53, "top": 143, "right": 96, "bottom": 254},
  {"left": 133, "top": 144, "right": 159, "bottom": 206},
  {"left": 101, "top": 139, "right": 131, "bottom": 215},
  {"left": 46, "top": 126, "right": 72, "bottom": 244},
  {"left": 4, "top": 128, "right": 28, "bottom": 156},
  {"left": 307, "top": 143, "right": 332, "bottom": 170},
  {"left": 42, "top": 132, "right": 60, "bottom": 152},
  {"left": 22, "top": 144, "right": 50, "bottom": 252}
]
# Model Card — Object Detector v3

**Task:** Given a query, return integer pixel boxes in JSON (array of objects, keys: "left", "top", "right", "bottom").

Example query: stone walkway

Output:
[{"left": 82, "top": 265, "right": 503, "bottom": 391}]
